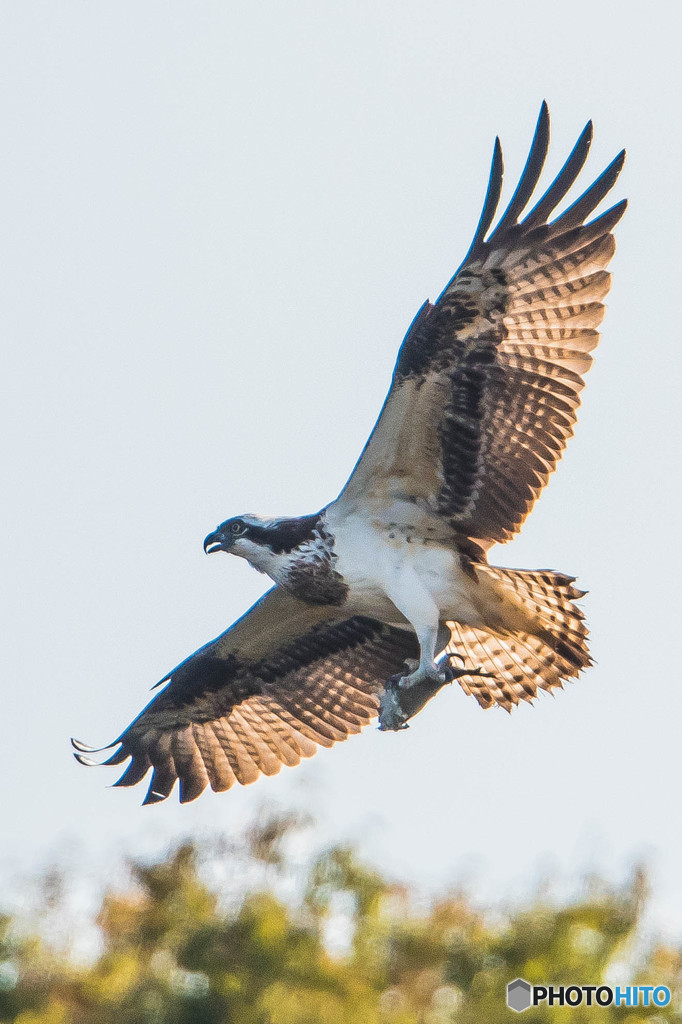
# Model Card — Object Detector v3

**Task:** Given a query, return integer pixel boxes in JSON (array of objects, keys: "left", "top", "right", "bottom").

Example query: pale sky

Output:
[{"left": 3, "top": 1, "right": 682, "bottom": 933}]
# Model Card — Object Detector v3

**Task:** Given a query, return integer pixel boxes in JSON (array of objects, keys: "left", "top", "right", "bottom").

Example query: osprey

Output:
[{"left": 74, "top": 104, "right": 626, "bottom": 804}]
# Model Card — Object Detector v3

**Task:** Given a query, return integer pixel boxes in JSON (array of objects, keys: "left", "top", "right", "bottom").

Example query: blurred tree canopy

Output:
[{"left": 0, "top": 810, "right": 680, "bottom": 1024}]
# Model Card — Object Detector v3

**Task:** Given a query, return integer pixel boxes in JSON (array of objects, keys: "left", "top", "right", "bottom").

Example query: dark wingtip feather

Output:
[
  {"left": 436, "top": 134, "right": 503, "bottom": 302},
  {"left": 522, "top": 118, "right": 594, "bottom": 228},
  {"left": 490, "top": 101, "right": 550, "bottom": 238},
  {"left": 545, "top": 197, "right": 627, "bottom": 253},
  {"left": 474, "top": 136, "right": 504, "bottom": 248},
  {"left": 72, "top": 737, "right": 127, "bottom": 767},
  {"left": 179, "top": 774, "right": 208, "bottom": 804},
  {"left": 111, "top": 756, "right": 151, "bottom": 789},
  {"left": 142, "top": 782, "right": 171, "bottom": 806},
  {"left": 71, "top": 737, "right": 115, "bottom": 754},
  {"left": 102, "top": 746, "right": 129, "bottom": 766},
  {"left": 142, "top": 766, "right": 177, "bottom": 805},
  {"left": 142, "top": 790, "right": 168, "bottom": 806},
  {"left": 73, "top": 753, "right": 100, "bottom": 767},
  {"left": 463, "top": 135, "right": 504, "bottom": 258},
  {"left": 585, "top": 196, "right": 628, "bottom": 232},
  {"left": 605, "top": 196, "right": 628, "bottom": 222},
  {"left": 551, "top": 148, "right": 626, "bottom": 231}
]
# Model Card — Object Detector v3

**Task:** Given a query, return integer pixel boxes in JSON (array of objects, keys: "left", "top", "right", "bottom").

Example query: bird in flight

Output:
[{"left": 74, "top": 104, "right": 626, "bottom": 804}]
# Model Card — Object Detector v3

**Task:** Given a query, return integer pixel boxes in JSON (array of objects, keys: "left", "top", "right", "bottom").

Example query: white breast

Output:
[{"left": 325, "top": 503, "right": 484, "bottom": 626}]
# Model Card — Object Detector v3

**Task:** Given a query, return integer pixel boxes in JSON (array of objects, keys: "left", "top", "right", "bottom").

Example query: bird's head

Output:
[{"left": 203, "top": 513, "right": 322, "bottom": 577}]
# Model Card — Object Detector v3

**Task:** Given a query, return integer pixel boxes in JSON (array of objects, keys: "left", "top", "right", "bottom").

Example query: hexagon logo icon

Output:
[{"left": 507, "top": 978, "right": 532, "bottom": 1012}]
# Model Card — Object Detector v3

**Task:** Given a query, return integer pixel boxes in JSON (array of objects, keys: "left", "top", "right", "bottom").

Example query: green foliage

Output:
[{"left": 0, "top": 814, "right": 680, "bottom": 1023}]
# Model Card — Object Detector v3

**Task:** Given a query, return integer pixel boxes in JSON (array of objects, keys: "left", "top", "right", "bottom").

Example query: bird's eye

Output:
[{"left": 231, "top": 521, "right": 245, "bottom": 535}]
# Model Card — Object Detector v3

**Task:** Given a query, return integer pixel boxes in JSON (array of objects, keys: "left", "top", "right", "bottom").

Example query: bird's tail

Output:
[{"left": 445, "top": 567, "right": 591, "bottom": 711}]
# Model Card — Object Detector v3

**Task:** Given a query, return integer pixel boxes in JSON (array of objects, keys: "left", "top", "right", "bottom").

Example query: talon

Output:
[
  {"left": 438, "top": 661, "right": 497, "bottom": 684},
  {"left": 384, "top": 658, "right": 433, "bottom": 691}
]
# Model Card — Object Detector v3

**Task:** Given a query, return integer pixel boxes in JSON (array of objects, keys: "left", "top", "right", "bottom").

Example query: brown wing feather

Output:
[
  {"left": 73, "top": 587, "right": 418, "bottom": 804},
  {"left": 337, "top": 106, "right": 625, "bottom": 544}
]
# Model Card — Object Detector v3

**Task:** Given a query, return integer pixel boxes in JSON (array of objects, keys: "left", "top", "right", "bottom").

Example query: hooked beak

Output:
[{"left": 203, "top": 527, "right": 230, "bottom": 555}]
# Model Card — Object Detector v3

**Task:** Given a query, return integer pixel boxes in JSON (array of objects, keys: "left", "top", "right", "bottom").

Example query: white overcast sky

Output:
[{"left": 3, "top": 1, "right": 682, "bottom": 932}]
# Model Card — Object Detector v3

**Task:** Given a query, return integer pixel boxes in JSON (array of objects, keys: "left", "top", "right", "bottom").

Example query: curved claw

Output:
[{"left": 440, "top": 662, "right": 496, "bottom": 683}]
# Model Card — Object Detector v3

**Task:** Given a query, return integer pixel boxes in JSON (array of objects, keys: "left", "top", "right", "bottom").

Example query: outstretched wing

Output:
[
  {"left": 336, "top": 103, "right": 626, "bottom": 545},
  {"left": 73, "top": 588, "right": 418, "bottom": 804}
]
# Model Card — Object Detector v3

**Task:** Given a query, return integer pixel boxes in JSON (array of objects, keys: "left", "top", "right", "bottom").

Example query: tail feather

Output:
[{"left": 445, "top": 566, "right": 590, "bottom": 711}]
